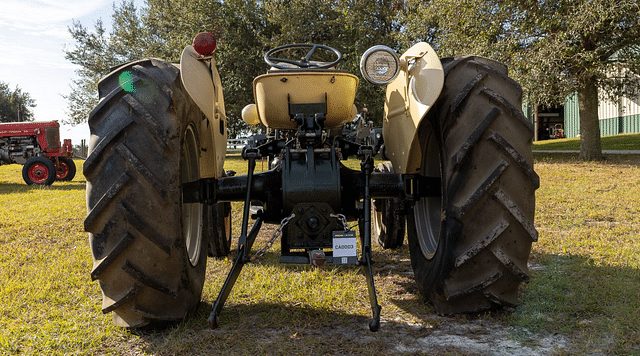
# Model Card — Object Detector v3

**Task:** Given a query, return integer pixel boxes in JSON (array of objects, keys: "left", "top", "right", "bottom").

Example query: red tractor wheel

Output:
[
  {"left": 22, "top": 157, "right": 57, "bottom": 185},
  {"left": 54, "top": 157, "right": 77, "bottom": 181}
]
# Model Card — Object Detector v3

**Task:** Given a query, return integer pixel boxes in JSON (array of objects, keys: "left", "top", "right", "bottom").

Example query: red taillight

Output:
[{"left": 193, "top": 32, "right": 216, "bottom": 56}]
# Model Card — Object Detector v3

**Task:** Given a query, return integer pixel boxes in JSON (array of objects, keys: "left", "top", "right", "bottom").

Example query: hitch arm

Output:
[
  {"left": 208, "top": 151, "right": 263, "bottom": 328},
  {"left": 358, "top": 146, "right": 381, "bottom": 332},
  {"left": 208, "top": 214, "right": 263, "bottom": 328}
]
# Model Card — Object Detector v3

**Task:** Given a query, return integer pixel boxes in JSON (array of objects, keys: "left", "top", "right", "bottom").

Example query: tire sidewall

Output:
[
  {"left": 372, "top": 161, "right": 405, "bottom": 249},
  {"left": 179, "top": 116, "right": 208, "bottom": 306},
  {"left": 406, "top": 115, "right": 453, "bottom": 301},
  {"left": 205, "top": 202, "right": 231, "bottom": 257}
]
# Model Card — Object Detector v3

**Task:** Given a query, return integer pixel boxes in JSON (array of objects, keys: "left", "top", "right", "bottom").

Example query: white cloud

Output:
[
  {"left": 0, "top": 0, "right": 143, "bottom": 141},
  {"left": 0, "top": 0, "right": 107, "bottom": 26}
]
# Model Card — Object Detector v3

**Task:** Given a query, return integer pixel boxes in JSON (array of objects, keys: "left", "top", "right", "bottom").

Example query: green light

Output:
[
  {"left": 119, "top": 71, "right": 135, "bottom": 92},
  {"left": 117, "top": 70, "right": 159, "bottom": 103}
]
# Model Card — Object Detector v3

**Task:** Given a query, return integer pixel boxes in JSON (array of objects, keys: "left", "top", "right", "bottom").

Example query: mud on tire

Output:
[
  {"left": 407, "top": 56, "right": 540, "bottom": 314},
  {"left": 84, "top": 58, "right": 209, "bottom": 327}
]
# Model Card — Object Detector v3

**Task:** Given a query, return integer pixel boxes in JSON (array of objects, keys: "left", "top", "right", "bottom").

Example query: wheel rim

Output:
[
  {"left": 413, "top": 129, "right": 442, "bottom": 260},
  {"left": 28, "top": 163, "right": 50, "bottom": 184},
  {"left": 372, "top": 206, "right": 383, "bottom": 236},
  {"left": 56, "top": 161, "right": 70, "bottom": 179},
  {"left": 181, "top": 125, "right": 203, "bottom": 267},
  {"left": 224, "top": 211, "right": 232, "bottom": 246}
]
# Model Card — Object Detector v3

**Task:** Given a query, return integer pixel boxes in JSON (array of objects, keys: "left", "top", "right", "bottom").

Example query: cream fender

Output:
[
  {"left": 179, "top": 45, "right": 227, "bottom": 179},
  {"left": 383, "top": 42, "right": 444, "bottom": 174}
]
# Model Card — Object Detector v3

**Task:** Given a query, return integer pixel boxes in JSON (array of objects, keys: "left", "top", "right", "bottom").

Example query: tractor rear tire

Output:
[
  {"left": 407, "top": 56, "right": 539, "bottom": 314},
  {"left": 22, "top": 156, "right": 56, "bottom": 185},
  {"left": 372, "top": 161, "right": 405, "bottom": 249},
  {"left": 84, "top": 58, "right": 210, "bottom": 327},
  {"left": 206, "top": 202, "right": 232, "bottom": 257},
  {"left": 55, "top": 157, "right": 76, "bottom": 181}
]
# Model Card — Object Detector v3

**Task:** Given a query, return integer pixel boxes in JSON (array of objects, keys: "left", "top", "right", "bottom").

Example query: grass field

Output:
[
  {"left": 532, "top": 133, "right": 640, "bottom": 151},
  {"left": 1, "top": 150, "right": 639, "bottom": 355}
]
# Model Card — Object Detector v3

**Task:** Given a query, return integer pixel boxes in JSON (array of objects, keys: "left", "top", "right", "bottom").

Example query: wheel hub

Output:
[
  {"left": 29, "top": 164, "right": 48, "bottom": 183},
  {"left": 414, "top": 129, "right": 442, "bottom": 260},
  {"left": 181, "top": 125, "right": 203, "bottom": 267}
]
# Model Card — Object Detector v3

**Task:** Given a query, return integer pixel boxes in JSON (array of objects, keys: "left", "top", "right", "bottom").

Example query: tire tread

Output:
[
  {"left": 84, "top": 58, "right": 207, "bottom": 327},
  {"left": 453, "top": 160, "right": 508, "bottom": 218},
  {"left": 407, "top": 55, "right": 538, "bottom": 314},
  {"left": 122, "top": 260, "right": 178, "bottom": 297},
  {"left": 102, "top": 284, "right": 140, "bottom": 313},
  {"left": 91, "top": 232, "right": 135, "bottom": 281}
]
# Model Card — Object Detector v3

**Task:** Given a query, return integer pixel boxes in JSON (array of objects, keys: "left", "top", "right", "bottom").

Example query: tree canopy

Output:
[
  {"left": 0, "top": 81, "right": 36, "bottom": 122},
  {"left": 141, "top": 0, "right": 403, "bottom": 127},
  {"left": 64, "top": 2, "right": 147, "bottom": 126},
  {"left": 403, "top": 0, "right": 640, "bottom": 160},
  {"left": 65, "top": 0, "right": 640, "bottom": 159},
  {"left": 63, "top": 0, "right": 400, "bottom": 136}
]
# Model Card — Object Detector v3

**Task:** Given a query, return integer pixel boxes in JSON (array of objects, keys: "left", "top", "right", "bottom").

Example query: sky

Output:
[{"left": 0, "top": 0, "right": 142, "bottom": 144}]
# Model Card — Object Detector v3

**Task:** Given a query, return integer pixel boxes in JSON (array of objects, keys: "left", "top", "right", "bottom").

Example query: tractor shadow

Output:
[
  {"left": 124, "top": 252, "right": 639, "bottom": 355},
  {"left": 0, "top": 181, "right": 85, "bottom": 194},
  {"left": 534, "top": 152, "right": 640, "bottom": 166},
  {"left": 133, "top": 302, "right": 395, "bottom": 355}
]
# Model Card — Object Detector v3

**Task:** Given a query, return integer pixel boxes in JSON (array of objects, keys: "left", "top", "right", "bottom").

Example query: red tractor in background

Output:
[{"left": 0, "top": 120, "right": 76, "bottom": 185}]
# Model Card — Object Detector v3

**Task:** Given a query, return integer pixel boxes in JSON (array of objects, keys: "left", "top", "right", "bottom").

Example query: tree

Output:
[
  {"left": 402, "top": 0, "right": 640, "bottom": 160},
  {"left": 65, "top": 0, "right": 404, "bottom": 135},
  {"left": 65, "top": 0, "right": 271, "bottom": 137},
  {"left": 262, "top": 0, "right": 403, "bottom": 124},
  {"left": 509, "top": 1, "right": 640, "bottom": 160},
  {"left": 336, "top": 0, "right": 405, "bottom": 124},
  {"left": 141, "top": 0, "right": 277, "bottom": 137},
  {"left": 64, "top": 1, "right": 147, "bottom": 126},
  {"left": 133, "top": 0, "right": 402, "bottom": 133},
  {"left": 0, "top": 81, "right": 36, "bottom": 122}
]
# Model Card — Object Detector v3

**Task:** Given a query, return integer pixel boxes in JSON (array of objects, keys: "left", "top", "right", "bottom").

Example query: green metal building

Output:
[
  {"left": 524, "top": 93, "right": 640, "bottom": 141},
  {"left": 564, "top": 93, "right": 640, "bottom": 138}
]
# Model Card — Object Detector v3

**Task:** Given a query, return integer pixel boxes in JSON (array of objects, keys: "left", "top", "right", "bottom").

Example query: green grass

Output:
[
  {"left": 533, "top": 133, "right": 640, "bottom": 151},
  {"left": 1, "top": 154, "right": 640, "bottom": 354},
  {"left": 0, "top": 161, "right": 120, "bottom": 355},
  {"left": 509, "top": 155, "right": 640, "bottom": 354}
]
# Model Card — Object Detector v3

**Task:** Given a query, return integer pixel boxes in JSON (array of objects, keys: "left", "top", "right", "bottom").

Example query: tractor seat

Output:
[{"left": 252, "top": 70, "right": 359, "bottom": 130}]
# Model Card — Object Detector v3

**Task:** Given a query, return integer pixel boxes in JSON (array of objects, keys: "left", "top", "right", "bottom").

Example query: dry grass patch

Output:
[
  {"left": 2, "top": 154, "right": 640, "bottom": 355},
  {"left": 509, "top": 154, "right": 640, "bottom": 355}
]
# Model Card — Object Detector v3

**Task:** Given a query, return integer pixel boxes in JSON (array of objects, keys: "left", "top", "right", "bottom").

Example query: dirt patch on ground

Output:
[
  {"left": 115, "top": 225, "right": 572, "bottom": 355},
  {"left": 120, "top": 312, "right": 570, "bottom": 355},
  {"left": 381, "top": 318, "right": 569, "bottom": 355},
  {"left": 262, "top": 318, "right": 570, "bottom": 355}
]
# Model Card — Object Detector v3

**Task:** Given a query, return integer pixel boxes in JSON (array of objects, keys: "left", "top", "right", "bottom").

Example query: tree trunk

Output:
[{"left": 578, "top": 75, "right": 603, "bottom": 161}]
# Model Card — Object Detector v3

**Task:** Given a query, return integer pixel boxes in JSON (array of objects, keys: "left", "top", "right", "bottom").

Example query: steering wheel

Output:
[{"left": 265, "top": 44, "right": 342, "bottom": 69}]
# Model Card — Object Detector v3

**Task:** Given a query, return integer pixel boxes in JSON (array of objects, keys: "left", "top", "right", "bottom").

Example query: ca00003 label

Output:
[{"left": 332, "top": 230, "right": 357, "bottom": 265}]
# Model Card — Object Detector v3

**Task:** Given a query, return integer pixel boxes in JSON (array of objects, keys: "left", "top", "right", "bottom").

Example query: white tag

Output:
[{"left": 333, "top": 236, "right": 357, "bottom": 257}]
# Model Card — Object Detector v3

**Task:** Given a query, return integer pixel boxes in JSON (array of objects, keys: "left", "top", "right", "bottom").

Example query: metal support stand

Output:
[
  {"left": 209, "top": 151, "right": 262, "bottom": 328},
  {"left": 359, "top": 145, "right": 381, "bottom": 332}
]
